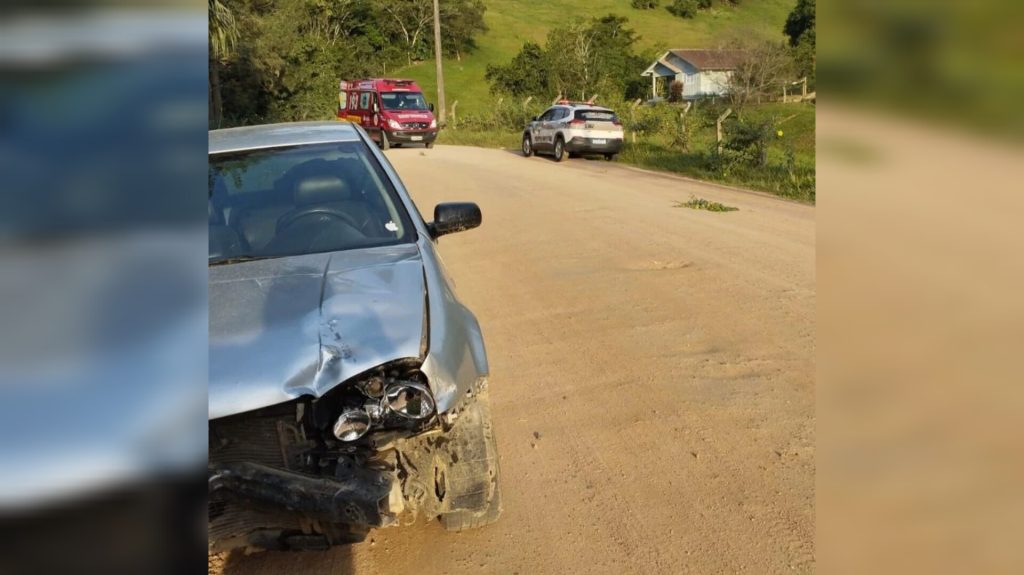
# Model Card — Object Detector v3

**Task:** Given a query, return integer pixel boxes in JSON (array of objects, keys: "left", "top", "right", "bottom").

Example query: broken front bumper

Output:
[{"left": 208, "top": 461, "right": 403, "bottom": 529}]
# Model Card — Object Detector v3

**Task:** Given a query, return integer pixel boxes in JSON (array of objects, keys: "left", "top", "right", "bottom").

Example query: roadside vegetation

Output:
[
  {"left": 439, "top": 5, "right": 815, "bottom": 202},
  {"left": 440, "top": 99, "right": 815, "bottom": 203},
  {"left": 675, "top": 197, "right": 739, "bottom": 212}
]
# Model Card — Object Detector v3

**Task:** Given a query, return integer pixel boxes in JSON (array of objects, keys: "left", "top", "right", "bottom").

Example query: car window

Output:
[
  {"left": 209, "top": 141, "right": 416, "bottom": 264},
  {"left": 575, "top": 109, "right": 618, "bottom": 122},
  {"left": 380, "top": 92, "right": 429, "bottom": 111},
  {"left": 360, "top": 92, "right": 371, "bottom": 109},
  {"left": 539, "top": 108, "right": 556, "bottom": 121}
]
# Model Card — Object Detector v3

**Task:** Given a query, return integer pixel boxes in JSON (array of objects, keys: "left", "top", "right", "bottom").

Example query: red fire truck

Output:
[{"left": 338, "top": 78, "right": 438, "bottom": 150}]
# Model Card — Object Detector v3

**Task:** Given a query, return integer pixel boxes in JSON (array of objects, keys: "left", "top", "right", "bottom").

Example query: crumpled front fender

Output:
[{"left": 417, "top": 237, "right": 489, "bottom": 414}]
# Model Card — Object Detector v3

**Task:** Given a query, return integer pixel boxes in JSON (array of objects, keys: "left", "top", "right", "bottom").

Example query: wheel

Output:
[
  {"left": 553, "top": 137, "right": 566, "bottom": 162},
  {"left": 426, "top": 141, "right": 434, "bottom": 149},
  {"left": 439, "top": 389, "right": 503, "bottom": 531},
  {"left": 380, "top": 131, "right": 390, "bottom": 150},
  {"left": 604, "top": 154, "right": 617, "bottom": 161},
  {"left": 521, "top": 133, "right": 533, "bottom": 157}
]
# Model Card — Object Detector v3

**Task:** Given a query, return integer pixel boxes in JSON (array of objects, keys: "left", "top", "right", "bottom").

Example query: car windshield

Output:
[
  {"left": 380, "top": 92, "right": 428, "bottom": 111},
  {"left": 209, "top": 142, "right": 415, "bottom": 265}
]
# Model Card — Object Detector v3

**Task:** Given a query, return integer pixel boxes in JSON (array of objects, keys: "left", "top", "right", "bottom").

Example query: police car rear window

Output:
[{"left": 574, "top": 110, "right": 618, "bottom": 122}]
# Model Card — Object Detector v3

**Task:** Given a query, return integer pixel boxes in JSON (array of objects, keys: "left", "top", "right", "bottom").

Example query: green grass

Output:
[
  {"left": 403, "top": 0, "right": 795, "bottom": 116},
  {"left": 439, "top": 101, "right": 816, "bottom": 203}
]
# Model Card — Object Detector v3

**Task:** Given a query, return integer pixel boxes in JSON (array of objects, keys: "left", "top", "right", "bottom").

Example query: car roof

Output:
[
  {"left": 209, "top": 121, "right": 362, "bottom": 155},
  {"left": 549, "top": 103, "right": 615, "bottom": 113}
]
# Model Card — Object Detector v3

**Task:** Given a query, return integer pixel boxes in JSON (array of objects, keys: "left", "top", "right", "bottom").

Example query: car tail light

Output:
[{"left": 569, "top": 120, "right": 585, "bottom": 127}]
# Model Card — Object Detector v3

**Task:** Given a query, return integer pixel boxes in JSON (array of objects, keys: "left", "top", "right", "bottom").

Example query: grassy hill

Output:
[{"left": 401, "top": 0, "right": 796, "bottom": 116}]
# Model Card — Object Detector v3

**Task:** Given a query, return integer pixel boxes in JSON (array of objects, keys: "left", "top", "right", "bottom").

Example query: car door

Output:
[
  {"left": 533, "top": 107, "right": 558, "bottom": 149},
  {"left": 550, "top": 107, "right": 570, "bottom": 141}
]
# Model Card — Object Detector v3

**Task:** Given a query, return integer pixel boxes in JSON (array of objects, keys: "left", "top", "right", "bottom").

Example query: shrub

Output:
[
  {"left": 458, "top": 97, "right": 545, "bottom": 132},
  {"left": 631, "top": 0, "right": 660, "bottom": 8},
  {"left": 697, "top": 0, "right": 713, "bottom": 8},
  {"left": 667, "top": 0, "right": 699, "bottom": 18},
  {"left": 668, "top": 80, "right": 684, "bottom": 102},
  {"left": 723, "top": 119, "right": 773, "bottom": 166}
]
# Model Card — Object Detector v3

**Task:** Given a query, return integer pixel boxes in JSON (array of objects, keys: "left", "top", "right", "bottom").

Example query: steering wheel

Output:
[{"left": 276, "top": 206, "right": 364, "bottom": 236}]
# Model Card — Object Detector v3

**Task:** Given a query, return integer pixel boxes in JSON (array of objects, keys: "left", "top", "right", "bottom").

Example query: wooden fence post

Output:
[{"left": 716, "top": 108, "right": 733, "bottom": 154}]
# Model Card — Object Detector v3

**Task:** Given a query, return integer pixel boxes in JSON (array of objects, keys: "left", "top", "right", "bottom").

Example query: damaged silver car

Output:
[{"left": 208, "top": 122, "right": 500, "bottom": 551}]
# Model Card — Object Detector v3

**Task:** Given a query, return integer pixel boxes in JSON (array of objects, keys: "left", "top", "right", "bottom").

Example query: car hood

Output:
[{"left": 208, "top": 244, "right": 425, "bottom": 419}]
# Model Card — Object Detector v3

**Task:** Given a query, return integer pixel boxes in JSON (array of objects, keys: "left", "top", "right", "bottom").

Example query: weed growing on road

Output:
[{"left": 675, "top": 196, "right": 739, "bottom": 212}]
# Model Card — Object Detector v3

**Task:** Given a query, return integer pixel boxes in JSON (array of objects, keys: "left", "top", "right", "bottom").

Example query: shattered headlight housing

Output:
[{"left": 315, "top": 361, "right": 437, "bottom": 443}]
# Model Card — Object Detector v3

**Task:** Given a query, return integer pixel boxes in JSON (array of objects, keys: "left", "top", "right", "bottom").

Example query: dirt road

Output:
[{"left": 218, "top": 146, "right": 815, "bottom": 574}]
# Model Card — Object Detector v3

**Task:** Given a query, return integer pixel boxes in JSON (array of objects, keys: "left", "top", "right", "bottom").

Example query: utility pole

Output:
[{"left": 432, "top": 0, "right": 446, "bottom": 125}]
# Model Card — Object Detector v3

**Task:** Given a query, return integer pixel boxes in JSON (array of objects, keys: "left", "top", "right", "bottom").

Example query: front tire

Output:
[
  {"left": 604, "top": 154, "right": 617, "bottom": 161},
  {"left": 426, "top": 141, "right": 434, "bottom": 149},
  {"left": 521, "top": 133, "right": 533, "bottom": 157},
  {"left": 553, "top": 137, "right": 566, "bottom": 162},
  {"left": 380, "top": 131, "right": 390, "bottom": 151}
]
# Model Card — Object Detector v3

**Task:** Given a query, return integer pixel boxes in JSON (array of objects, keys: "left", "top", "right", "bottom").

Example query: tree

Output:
[
  {"left": 378, "top": 0, "right": 434, "bottom": 63},
  {"left": 667, "top": 0, "right": 699, "bottom": 19},
  {"left": 726, "top": 40, "right": 795, "bottom": 107},
  {"left": 209, "top": 0, "right": 239, "bottom": 128},
  {"left": 586, "top": 15, "right": 648, "bottom": 100},
  {"left": 485, "top": 42, "right": 549, "bottom": 96},
  {"left": 783, "top": 0, "right": 815, "bottom": 83},
  {"left": 439, "top": 0, "right": 487, "bottom": 60},
  {"left": 487, "top": 15, "right": 647, "bottom": 101},
  {"left": 378, "top": 0, "right": 486, "bottom": 64},
  {"left": 784, "top": 0, "right": 815, "bottom": 47}
]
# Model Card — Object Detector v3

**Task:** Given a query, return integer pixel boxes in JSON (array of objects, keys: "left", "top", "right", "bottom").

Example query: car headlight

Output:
[
  {"left": 429, "top": 119, "right": 437, "bottom": 129},
  {"left": 387, "top": 118, "right": 402, "bottom": 130},
  {"left": 333, "top": 409, "right": 372, "bottom": 441},
  {"left": 382, "top": 381, "right": 435, "bottom": 420}
]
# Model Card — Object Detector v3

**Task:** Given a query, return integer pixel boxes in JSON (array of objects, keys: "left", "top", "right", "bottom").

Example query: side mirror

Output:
[
  {"left": 428, "top": 202, "right": 482, "bottom": 239},
  {"left": 428, "top": 103, "right": 435, "bottom": 112},
  {"left": 531, "top": 116, "right": 538, "bottom": 122}
]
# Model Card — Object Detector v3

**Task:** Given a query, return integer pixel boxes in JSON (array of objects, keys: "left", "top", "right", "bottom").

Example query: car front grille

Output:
[
  {"left": 209, "top": 410, "right": 303, "bottom": 547},
  {"left": 401, "top": 122, "right": 430, "bottom": 129}
]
